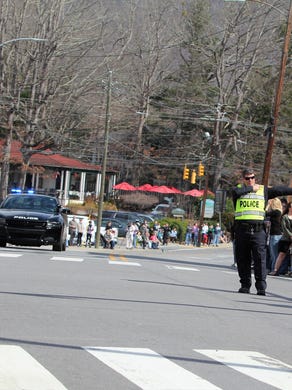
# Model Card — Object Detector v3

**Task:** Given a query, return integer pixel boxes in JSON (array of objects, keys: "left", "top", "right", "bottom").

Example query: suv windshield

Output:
[{"left": 1, "top": 195, "right": 58, "bottom": 213}]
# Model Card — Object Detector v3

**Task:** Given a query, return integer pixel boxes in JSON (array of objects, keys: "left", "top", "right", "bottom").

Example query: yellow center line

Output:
[{"left": 119, "top": 255, "right": 127, "bottom": 261}]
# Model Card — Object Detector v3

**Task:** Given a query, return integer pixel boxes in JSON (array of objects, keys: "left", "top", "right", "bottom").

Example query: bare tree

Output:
[
  {"left": 0, "top": 0, "right": 134, "bottom": 196},
  {"left": 170, "top": 0, "right": 287, "bottom": 190},
  {"left": 104, "top": 0, "right": 183, "bottom": 185}
]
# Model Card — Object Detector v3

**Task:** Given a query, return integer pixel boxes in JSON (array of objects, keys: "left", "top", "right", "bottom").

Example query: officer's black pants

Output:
[{"left": 235, "top": 227, "right": 267, "bottom": 291}]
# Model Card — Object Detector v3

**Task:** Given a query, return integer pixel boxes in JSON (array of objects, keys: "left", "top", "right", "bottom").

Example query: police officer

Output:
[{"left": 232, "top": 168, "right": 292, "bottom": 296}]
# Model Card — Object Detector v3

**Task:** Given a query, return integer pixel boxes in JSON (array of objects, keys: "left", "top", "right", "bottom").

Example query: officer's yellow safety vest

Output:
[{"left": 235, "top": 184, "right": 265, "bottom": 221}]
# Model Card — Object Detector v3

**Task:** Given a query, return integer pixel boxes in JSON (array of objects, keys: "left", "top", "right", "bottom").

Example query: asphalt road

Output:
[{"left": 0, "top": 243, "right": 291, "bottom": 389}]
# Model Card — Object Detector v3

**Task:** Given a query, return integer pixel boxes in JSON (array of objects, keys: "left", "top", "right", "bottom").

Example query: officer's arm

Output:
[
  {"left": 267, "top": 186, "right": 292, "bottom": 199},
  {"left": 232, "top": 185, "right": 251, "bottom": 207},
  {"left": 232, "top": 185, "right": 253, "bottom": 198}
]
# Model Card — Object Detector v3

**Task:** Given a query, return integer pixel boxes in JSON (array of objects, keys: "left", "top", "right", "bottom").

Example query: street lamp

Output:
[{"left": 225, "top": 0, "right": 292, "bottom": 185}]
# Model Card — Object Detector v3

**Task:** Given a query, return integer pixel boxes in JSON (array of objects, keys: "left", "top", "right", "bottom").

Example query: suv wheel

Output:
[
  {"left": 52, "top": 234, "right": 66, "bottom": 251},
  {"left": 0, "top": 240, "right": 6, "bottom": 247}
]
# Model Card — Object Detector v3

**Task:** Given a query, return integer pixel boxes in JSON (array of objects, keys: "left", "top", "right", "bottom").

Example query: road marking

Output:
[
  {"left": 0, "top": 253, "right": 22, "bottom": 258},
  {"left": 216, "top": 254, "right": 233, "bottom": 258},
  {"left": 166, "top": 265, "right": 200, "bottom": 271},
  {"left": 0, "top": 345, "right": 67, "bottom": 390},
  {"left": 108, "top": 261, "right": 141, "bottom": 266},
  {"left": 51, "top": 256, "right": 84, "bottom": 262},
  {"left": 84, "top": 347, "right": 221, "bottom": 390},
  {"left": 195, "top": 350, "right": 292, "bottom": 390}
]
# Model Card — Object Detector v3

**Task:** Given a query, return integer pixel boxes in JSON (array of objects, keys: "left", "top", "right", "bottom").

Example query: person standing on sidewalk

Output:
[
  {"left": 69, "top": 216, "right": 78, "bottom": 246},
  {"left": 269, "top": 201, "right": 292, "bottom": 276},
  {"left": 265, "top": 198, "right": 283, "bottom": 272},
  {"left": 213, "top": 223, "right": 221, "bottom": 247},
  {"left": 232, "top": 168, "right": 292, "bottom": 296},
  {"left": 76, "top": 218, "right": 85, "bottom": 246},
  {"left": 86, "top": 220, "right": 94, "bottom": 247},
  {"left": 126, "top": 222, "right": 135, "bottom": 249}
]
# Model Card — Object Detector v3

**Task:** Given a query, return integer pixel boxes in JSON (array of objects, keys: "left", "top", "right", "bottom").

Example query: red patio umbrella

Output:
[
  {"left": 150, "top": 185, "right": 177, "bottom": 194},
  {"left": 136, "top": 184, "right": 154, "bottom": 191},
  {"left": 184, "top": 189, "right": 214, "bottom": 196},
  {"left": 168, "top": 186, "right": 183, "bottom": 194},
  {"left": 113, "top": 182, "right": 136, "bottom": 191},
  {"left": 183, "top": 189, "right": 204, "bottom": 197}
]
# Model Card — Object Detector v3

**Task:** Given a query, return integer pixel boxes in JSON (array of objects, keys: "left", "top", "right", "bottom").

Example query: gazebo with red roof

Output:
[{"left": 0, "top": 140, "right": 117, "bottom": 205}]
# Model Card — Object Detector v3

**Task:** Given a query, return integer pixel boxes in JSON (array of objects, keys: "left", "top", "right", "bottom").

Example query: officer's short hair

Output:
[{"left": 242, "top": 168, "right": 255, "bottom": 177}]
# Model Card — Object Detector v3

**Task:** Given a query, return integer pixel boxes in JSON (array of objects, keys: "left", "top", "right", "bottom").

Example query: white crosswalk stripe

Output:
[
  {"left": 0, "top": 345, "right": 292, "bottom": 389},
  {"left": 195, "top": 349, "right": 292, "bottom": 390},
  {"left": 0, "top": 345, "right": 67, "bottom": 390},
  {"left": 84, "top": 346, "right": 221, "bottom": 389},
  {"left": 108, "top": 260, "right": 141, "bottom": 266},
  {"left": 166, "top": 265, "right": 199, "bottom": 271},
  {"left": 0, "top": 253, "right": 22, "bottom": 258},
  {"left": 51, "top": 256, "right": 84, "bottom": 262}
]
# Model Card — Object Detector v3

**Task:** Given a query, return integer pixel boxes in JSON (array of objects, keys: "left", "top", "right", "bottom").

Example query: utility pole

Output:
[
  {"left": 198, "top": 104, "right": 221, "bottom": 246},
  {"left": 95, "top": 71, "right": 112, "bottom": 248},
  {"left": 225, "top": 0, "right": 292, "bottom": 185},
  {"left": 262, "top": 1, "right": 292, "bottom": 185}
]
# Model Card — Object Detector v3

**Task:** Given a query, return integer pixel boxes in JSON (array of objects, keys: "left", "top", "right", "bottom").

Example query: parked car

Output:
[
  {"left": 102, "top": 210, "right": 118, "bottom": 219},
  {"left": 136, "top": 213, "right": 154, "bottom": 223},
  {"left": 151, "top": 204, "right": 170, "bottom": 216},
  {"left": 0, "top": 193, "right": 70, "bottom": 251},
  {"left": 102, "top": 210, "right": 143, "bottom": 224},
  {"left": 151, "top": 204, "right": 185, "bottom": 218}
]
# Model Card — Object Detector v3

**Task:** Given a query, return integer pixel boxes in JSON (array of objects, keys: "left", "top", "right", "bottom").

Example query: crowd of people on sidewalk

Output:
[
  {"left": 124, "top": 219, "right": 229, "bottom": 250},
  {"left": 68, "top": 217, "right": 179, "bottom": 250},
  {"left": 68, "top": 215, "right": 231, "bottom": 251},
  {"left": 184, "top": 221, "right": 229, "bottom": 247},
  {"left": 125, "top": 220, "right": 176, "bottom": 250}
]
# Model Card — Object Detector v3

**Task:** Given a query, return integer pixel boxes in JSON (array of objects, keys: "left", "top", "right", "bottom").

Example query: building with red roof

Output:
[{"left": 0, "top": 140, "right": 117, "bottom": 204}]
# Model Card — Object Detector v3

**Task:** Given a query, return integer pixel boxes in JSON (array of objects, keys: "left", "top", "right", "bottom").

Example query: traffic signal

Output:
[
  {"left": 191, "top": 170, "right": 196, "bottom": 184},
  {"left": 183, "top": 165, "right": 190, "bottom": 180},
  {"left": 198, "top": 162, "right": 205, "bottom": 177}
]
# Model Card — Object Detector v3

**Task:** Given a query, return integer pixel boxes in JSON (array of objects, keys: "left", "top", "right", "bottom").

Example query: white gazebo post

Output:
[
  {"left": 35, "top": 172, "right": 40, "bottom": 190},
  {"left": 60, "top": 170, "right": 65, "bottom": 199},
  {"left": 80, "top": 172, "right": 86, "bottom": 202},
  {"left": 108, "top": 174, "right": 116, "bottom": 194},
  {"left": 64, "top": 170, "right": 71, "bottom": 205},
  {"left": 95, "top": 173, "right": 102, "bottom": 198}
]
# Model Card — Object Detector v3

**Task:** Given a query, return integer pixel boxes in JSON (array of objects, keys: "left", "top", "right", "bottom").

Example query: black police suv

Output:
[{"left": 0, "top": 194, "right": 69, "bottom": 251}]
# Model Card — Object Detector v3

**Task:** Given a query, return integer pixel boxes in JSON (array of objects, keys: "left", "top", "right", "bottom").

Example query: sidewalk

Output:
[{"left": 67, "top": 241, "right": 232, "bottom": 254}]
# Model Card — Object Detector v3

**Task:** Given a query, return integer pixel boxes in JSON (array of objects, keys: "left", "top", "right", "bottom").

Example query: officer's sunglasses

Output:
[{"left": 244, "top": 176, "right": 255, "bottom": 180}]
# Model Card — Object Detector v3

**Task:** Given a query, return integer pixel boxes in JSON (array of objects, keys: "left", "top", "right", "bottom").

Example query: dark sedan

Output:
[{"left": 0, "top": 194, "right": 69, "bottom": 251}]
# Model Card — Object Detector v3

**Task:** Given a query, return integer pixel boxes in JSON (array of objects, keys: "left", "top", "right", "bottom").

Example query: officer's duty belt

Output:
[{"left": 235, "top": 222, "right": 264, "bottom": 232}]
